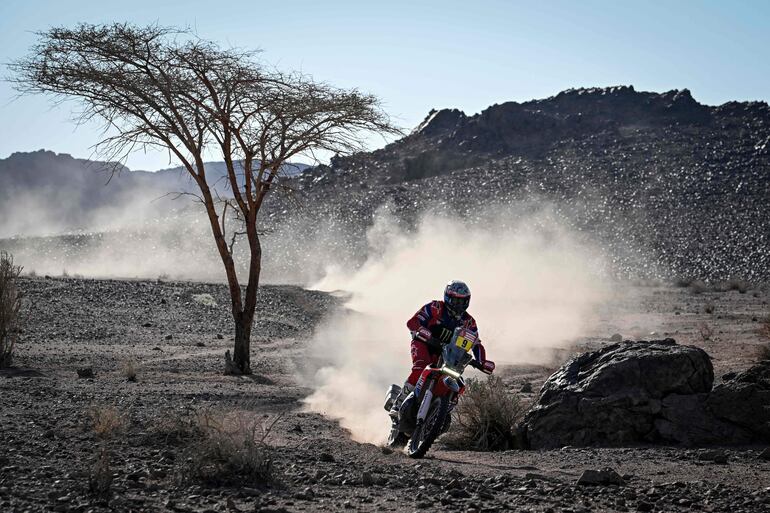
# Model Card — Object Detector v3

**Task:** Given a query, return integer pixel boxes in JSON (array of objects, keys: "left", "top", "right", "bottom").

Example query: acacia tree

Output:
[{"left": 11, "top": 24, "right": 399, "bottom": 374}]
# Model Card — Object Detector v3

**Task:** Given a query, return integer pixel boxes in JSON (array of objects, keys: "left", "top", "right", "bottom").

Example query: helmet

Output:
[{"left": 444, "top": 280, "right": 471, "bottom": 318}]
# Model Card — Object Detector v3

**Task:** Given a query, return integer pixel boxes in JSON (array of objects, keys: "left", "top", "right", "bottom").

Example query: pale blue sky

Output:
[{"left": 1, "top": 0, "right": 768, "bottom": 170}]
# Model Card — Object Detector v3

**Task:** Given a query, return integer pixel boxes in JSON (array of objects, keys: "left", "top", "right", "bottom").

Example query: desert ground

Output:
[{"left": 1, "top": 276, "right": 769, "bottom": 513}]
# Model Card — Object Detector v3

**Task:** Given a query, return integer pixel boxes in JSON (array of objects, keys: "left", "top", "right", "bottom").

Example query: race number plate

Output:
[{"left": 455, "top": 335, "right": 474, "bottom": 352}]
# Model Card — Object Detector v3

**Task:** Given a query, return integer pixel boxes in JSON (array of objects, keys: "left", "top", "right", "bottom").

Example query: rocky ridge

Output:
[{"left": 281, "top": 86, "right": 770, "bottom": 282}]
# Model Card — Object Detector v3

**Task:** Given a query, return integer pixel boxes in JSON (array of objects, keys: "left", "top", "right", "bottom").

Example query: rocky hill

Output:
[{"left": 284, "top": 86, "right": 770, "bottom": 282}]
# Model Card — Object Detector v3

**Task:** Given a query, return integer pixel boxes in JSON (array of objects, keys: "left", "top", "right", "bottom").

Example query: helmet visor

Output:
[{"left": 445, "top": 294, "right": 470, "bottom": 316}]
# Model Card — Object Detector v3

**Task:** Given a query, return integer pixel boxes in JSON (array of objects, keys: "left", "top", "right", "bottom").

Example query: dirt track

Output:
[{"left": 1, "top": 277, "right": 769, "bottom": 512}]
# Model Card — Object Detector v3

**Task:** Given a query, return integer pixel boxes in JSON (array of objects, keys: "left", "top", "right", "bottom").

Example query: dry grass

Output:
[
  {"left": 180, "top": 410, "right": 280, "bottom": 487},
  {"left": 756, "top": 313, "right": 770, "bottom": 362},
  {"left": 716, "top": 278, "right": 751, "bottom": 294},
  {"left": 90, "top": 406, "right": 125, "bottom": 439},
  {"left": 444, "top": 376, "right": 528, "bottom": 451},
  {"left": 121, "top": 359, "right": 139, "bottom": 382},
  {"left": 88, "top": 446, "right": 113, "bottom": 502},
  {"left": 151, "top": 411, "right": 204, "bottom": 446},
  {"left": 0, "top": 252, "right": 23, "bottom": 369},
  {"left": 689, "top": 280, "right": 710, "bottom": 294},
  {"left": 698, "top": 322, "right": 714, "bottom": 342},
  {"left": 758, "top": 314, "right": 770, "bottom": 341}
]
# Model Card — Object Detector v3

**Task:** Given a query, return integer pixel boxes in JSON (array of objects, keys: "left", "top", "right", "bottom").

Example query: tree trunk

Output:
[
  {"left": 232, "top": 311, "right": 253, "bottom": 375},
  {"left": 231, "top": 214, "right": 262, "bottom": 375}
]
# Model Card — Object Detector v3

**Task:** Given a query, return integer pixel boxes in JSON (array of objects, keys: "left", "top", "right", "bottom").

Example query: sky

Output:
[{"left": 1, "top": 0, "right": 768, "bottom": 171}]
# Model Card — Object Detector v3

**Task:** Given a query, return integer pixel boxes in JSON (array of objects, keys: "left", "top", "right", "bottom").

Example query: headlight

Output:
[{"left": 441, "top": 365, "right": 461, "bottom": 379}]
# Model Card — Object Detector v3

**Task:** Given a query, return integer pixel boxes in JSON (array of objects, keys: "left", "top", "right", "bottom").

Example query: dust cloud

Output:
[{"left": 302, "top": 203, "right": 612, "bottom": 444}]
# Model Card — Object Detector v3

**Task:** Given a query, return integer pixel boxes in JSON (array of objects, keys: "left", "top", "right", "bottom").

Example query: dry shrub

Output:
[
  {"left": 719, "top": 278, "right": 751, "bottom": 294},
  {"left": 0, "top": 252, "right": 23, "bottom": 369},
  {"left": 758, "top": 315, "right": 770, "bottom": 341},
  {"left": 181, "top": 410, "right": 280, "bottom": 487},
  {"left": 756, "top": 343, "right": 770, "bottom": 362},
  {"left": 704, "top": 302, "right": 715, "bottom": 314},
  {"left": 90, "top": 406, "right": 125, "bottom": 439},
  {"left": 689, "top": 280, "right": 711, "bottom": 294},
  {"left": 444, "top": 376, "right": 528, "bottom": 451},
  {"left": 88, "top": 446, "right": 113, "bottom": 502},
  {"left": 152, "top": 411, "right": 204, "bottom": 446},
  {"left": 698, "top": 322, "right": 714, "bottom": 342},
  {"left": 121, "top": 359, "right": 139, "bottom": 382}
]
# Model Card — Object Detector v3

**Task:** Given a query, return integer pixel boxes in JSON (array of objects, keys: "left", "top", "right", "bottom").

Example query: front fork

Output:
[
  {"left": 416, "top": 388, "right": 434, "bottom": 422},
  {"left": 414, "top": 369, "right": 462, "bottom": 422}
]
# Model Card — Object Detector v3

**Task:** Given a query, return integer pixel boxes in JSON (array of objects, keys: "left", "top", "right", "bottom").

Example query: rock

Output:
[
  {"left": 706, "top": 361, "right": 770, "bottom": 441},
  {"left": 216, "top": 334, "right": 224, "bottom": 340},
  {"left": 523, "top": 339, "right": 714, "bottom": 448},
  {"left": 520, "top": 382, "right": 533, "bottom": 393},
  {"left": 523, "top": 341, "right": 770, "bottom": 447},
  {"left": 655, "top": 393, "right": 754, "bottom": 445},
  {"left": 636, "top": 501, "right": 653, "bottom": 512},
  {"left": 165, "top": 334, "right": 173, "bottom": 340},
  {"left": 758, "top": 447, "right": 770, "bottom": 460},
  {"left": 318, "top": 453, "right": 335, "bottom": 463},
  {"left": 697, "top": 449, "right": 728, "bottom": 464},
  {"left": 610, "top": 333, "right": 623, "bottom": 342},
  {"left": 76, "top": 368, "right": 94, "bottom": 379},
  {"left": 576, "top": 468, "right": 625, "bottom": 486},
  {"left": 361, "top": 471, "right": 374, "bottom": 486},
  {"left": 449, "top": 488, "right": 471, "bottom": 498}
]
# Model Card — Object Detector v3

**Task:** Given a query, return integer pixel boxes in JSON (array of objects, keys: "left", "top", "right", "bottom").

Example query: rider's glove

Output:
[
  {"left": 471, "top": 359, "right": 496, "bottom": 374},
  {"left": 415, "top": 327, "right": 432, "bottom": 342},
  {"left": 430, "top": 325, "right": 453, "bottom": 343},
  {"left": 481, "top": 360, "right": 496, "bottom": 374}
]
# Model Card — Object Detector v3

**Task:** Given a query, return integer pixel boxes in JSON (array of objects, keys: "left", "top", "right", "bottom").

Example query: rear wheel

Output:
[{"left": 407, "top": 395, "right": 449, "bottom": 458}]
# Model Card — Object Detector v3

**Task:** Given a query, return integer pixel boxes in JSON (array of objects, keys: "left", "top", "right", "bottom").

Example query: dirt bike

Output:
[{"left": 383, "top": 326, "right": 494, "bottom": 458}]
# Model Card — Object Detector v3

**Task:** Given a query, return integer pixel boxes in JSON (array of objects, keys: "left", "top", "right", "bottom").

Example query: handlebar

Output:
[{"left": 470, "top": 359, "right": 494, "bottom": 375}]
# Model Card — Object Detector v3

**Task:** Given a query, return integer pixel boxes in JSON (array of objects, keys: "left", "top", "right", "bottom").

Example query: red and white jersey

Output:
[{"left": 406, "top": 300, "right": 487, "bottom": 362}]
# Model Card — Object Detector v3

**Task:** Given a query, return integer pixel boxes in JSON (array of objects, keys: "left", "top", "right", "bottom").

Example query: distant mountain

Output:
[{"left": 0, "top": 150, "right": 309, "bottom": 237}]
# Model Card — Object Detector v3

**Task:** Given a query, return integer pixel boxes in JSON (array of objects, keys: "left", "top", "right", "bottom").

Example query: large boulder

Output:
[
  {"left": 707, "top": 361, "right": 770, "bottom": 440},
  {"left": 522, "top": 339, "right": 770, "bottom": 448}
]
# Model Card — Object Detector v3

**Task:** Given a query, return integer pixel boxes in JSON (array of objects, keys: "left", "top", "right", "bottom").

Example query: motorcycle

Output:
[{"left": 383, "top": 326, "right": 494, "bottom": 458}]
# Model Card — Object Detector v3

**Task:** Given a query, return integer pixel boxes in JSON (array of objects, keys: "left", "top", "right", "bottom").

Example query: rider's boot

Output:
[{"left": 389, "top": 382, "right": 415, "bottom": 419}]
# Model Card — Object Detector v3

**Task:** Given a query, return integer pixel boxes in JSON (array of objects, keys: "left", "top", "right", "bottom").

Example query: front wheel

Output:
[{"left": 407, "top": 395, "right": 449, "bottom": 458}]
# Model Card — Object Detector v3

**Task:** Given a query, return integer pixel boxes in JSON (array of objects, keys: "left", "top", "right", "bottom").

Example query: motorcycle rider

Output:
[{"left": 389, "top": 280, "right": 495, "bottom": 419}]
